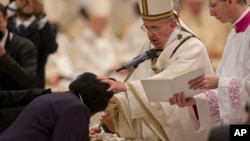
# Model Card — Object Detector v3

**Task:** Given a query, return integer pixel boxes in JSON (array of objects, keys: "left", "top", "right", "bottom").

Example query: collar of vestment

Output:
[
  {"left": 150, "top": 28, "right": 195, "bottom": 73},
  {"left": 233, "top": 7, "right": 250, "bottom": 33}
]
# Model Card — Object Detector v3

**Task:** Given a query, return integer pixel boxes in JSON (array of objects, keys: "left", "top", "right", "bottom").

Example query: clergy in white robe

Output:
[
  {"left": 99, "top": 0, "right": 215, "bottom": 140},
  {"left": 178, "top": 0, "right": 231, "bottom": 69},
  {"left": 45, "top": 0, "right": 121, "bottom": 90},
  {"left": 189, "top": 6, "right": 250, "bottom": 131},
  {"left": 169, "top": 1, "right": 250, "bottom": 134}
]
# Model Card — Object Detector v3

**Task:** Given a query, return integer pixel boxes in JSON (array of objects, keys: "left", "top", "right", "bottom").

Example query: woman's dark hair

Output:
[{"left": 69, "top": 72, "right": 113, "bottom": 115}]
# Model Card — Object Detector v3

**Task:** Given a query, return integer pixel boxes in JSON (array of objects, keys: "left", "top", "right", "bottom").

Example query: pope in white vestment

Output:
[
  {"left": 188, "top": 6, "right": 250, "bottom": 132},
  {"left": 103, "top": 0, "right": 215, "bottom": 141}
]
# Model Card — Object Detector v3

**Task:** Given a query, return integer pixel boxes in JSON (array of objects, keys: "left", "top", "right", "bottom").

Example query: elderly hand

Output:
[
  {"left": 169, "top": 92, "right": 196, "bottom": 108},
  {"left": 89, "top": 126, "right": 102, "bottom": 135},
  {"left": 189, "top": 75, "right": 219, "bottom": 90},
  {"left": 98, "top": 77, "right": 126, "bottom": 93},
  {"left": 100, "top": 111, "right": 116, "bottom": 133}
]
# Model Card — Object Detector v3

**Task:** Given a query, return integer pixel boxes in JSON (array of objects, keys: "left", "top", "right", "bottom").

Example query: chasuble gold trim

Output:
[{"left": 126, "top": 82, "right": 169, "bottom": 141}]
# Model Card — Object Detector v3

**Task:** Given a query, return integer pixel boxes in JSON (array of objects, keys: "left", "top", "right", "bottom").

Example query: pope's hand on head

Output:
[{"left": 98, "top": 77, "right": 126, "bottom": 93}]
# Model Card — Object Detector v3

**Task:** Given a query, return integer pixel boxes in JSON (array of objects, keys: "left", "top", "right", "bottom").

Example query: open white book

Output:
[{"left": 141, "top": 68, "right": 205, "bottom": 102}]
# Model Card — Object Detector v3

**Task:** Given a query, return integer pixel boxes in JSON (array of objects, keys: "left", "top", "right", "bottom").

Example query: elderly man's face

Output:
[{"left": 142, "top": 18, "right": 177, "bottom": 48}]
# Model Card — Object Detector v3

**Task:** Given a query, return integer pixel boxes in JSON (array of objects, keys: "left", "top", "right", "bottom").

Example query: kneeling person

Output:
[{"left": 0, "top": 72, "right": 114, "bottom": 141}]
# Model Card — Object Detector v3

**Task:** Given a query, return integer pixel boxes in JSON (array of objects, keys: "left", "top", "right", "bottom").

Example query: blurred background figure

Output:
[
  {"left": 45, "top": 0, "right": 123, "bottom": 91},
  {"left": 45, "top": 0, "right": 151, "bottom": 91},
  {"left": 0, "top": 2, "right": 37, "bottom": 90},
  {"left": 79, "top": 0, "right": 119, "bottom": 78},
  {"left": 176, "top": 0, "right": 231, "bottom": 69},
  {"left": 6, "top": 0, "right": 58, "bottom": 89},
  {"left": 109, "top": 0, "right": 136, "bottom": 40},
  {"left": 109, "top": 0, "right": 147, "bottom": 65},
  {"left": 0, "top": 0, "right": 9, "bottom": 6},
  {"left": 44, "top": 0, "right": 89, "bottom": 90}
]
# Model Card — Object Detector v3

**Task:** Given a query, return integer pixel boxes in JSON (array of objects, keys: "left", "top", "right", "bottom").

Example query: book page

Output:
[
  {"left": 174, "top": 68, "right": 205, "bottom": 98},
  {"left": 141, "top": 79, "right": 176, "bottom": 102},
  {"left": 141, "top": 68, "right": 205, "bottom": 102}
]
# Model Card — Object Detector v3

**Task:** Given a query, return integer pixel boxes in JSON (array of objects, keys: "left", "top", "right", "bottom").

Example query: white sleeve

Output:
[
  {"left": 189, "top": 76, "right": 250, "bottom": 132},
  {"left": 189, "top": 90, "right": 222, "bottom": 132},
  {"left": 218, "top": 77, "right": 249, "bottom": 120}
]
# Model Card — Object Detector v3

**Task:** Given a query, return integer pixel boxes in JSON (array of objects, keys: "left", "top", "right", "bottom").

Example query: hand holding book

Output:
[
  {"left": 188, "top": 75, "right": 219, "bottom": 90},
  {"left": 169, "top": 92, "right": 196, "bottom": 108},
  {"left": 169, "top": 73, "right": 219, "bottom": 108}
]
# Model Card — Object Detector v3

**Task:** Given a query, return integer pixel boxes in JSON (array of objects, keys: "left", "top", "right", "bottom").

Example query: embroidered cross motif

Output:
[{"left": 177, "top": 34, "right": 182, "bottom": 40}]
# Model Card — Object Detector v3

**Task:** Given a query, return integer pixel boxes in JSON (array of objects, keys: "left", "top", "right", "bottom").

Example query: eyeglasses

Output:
[
  {"left": 140, "top": 18, "right": 174, "bottom": 33},
  {"left": 208, "top": 0, "right": 225, "bottom": 10},
  {"left": 141, "top": 25, "right": 163, "bottom": 33}
]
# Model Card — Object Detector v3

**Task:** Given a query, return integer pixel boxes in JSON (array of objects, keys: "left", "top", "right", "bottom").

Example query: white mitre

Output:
[
  {"left": 86, "top": 0, "right": 111, "bottom": 18},
  {"left": 44, "top": 0, "right": 89, "bottom": 28},
  {"left": 138, "top": 0, "right": 174, "bottom": 21}
]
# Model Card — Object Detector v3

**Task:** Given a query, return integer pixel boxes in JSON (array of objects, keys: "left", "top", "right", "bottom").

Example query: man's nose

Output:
[{"left": 147, "top": 30, "right": 155, "bottom": 37}]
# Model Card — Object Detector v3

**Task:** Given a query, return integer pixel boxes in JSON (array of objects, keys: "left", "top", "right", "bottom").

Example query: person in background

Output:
[
  {"left": 114, "top": 0, "right": 148, "bottom": 65},
  {"left": 0, "top": 2, "right": 37, "bottom": 90},
  {"left": 6, "top": 0, "right": 58, "bottom": 88},
  {"left": 177, "top": 0, "right": 231, "bottom": 69},
  {"left": 77, "top": 0, "right": 119, "bottom": 78},
  {"left": 0, "top": 0, "right": 9, "bottom": 6},
  {"left": 169, "top": 0, "right": 250, "bottom": 134},
  {"left": 45, "top": 0, "right": 121, "bottom": 90},
  {"left": 0, "top": 72, "right": 114, "bottom": 141},
  {"left": 98, "top": 0, "right": 215, "bottom": 140},
  {"left": 44, "top": 0, "right": 88, "bottom": 90}
]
